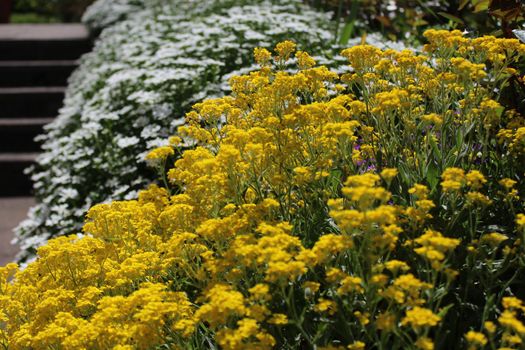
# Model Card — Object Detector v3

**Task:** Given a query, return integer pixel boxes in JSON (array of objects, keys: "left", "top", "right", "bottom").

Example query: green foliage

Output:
[
  {"left": 13, "top": 0, "right": 94, "bottom": 22},
  {"left": 304, "top": 0, "right": 525, "bottom": 43},
  {"left": 9, "top": 12, "right": 59, "bottom": 23}
]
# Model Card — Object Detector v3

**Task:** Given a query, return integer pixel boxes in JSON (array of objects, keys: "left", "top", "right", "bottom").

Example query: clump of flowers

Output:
[
  {"left": 14, "top": 0, "right": 337, "bottom": 262},
  {"left": 2, "top": 32, "right": 525, "bottom": 349}
]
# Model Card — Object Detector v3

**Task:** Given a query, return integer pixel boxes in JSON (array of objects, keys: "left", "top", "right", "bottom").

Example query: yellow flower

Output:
[
  {"left": 195, "top": 284, "right": 247, "bottom": 328},
  {"left": 499, "top": 178, "right": 517, "bottom": 189},
  {"left": 341, "top": 45, "right": 383, "bottom": 72},
  {"left": 466, "top": 191, "right": 492, "bottom": 206},
  {"left": 423, "top": 29, "right": 466, "bottom": 50},
  {"left": 249, "top": 284, "right": 270, "bottom": 301},
  {"left": 465, "top": 331, "right": 488, "bottom": 346},
  {"left": 295, "top": 51, "right": 316, "bottom": 69},
  {"left": 303, "top": 281, "right": 320, "bottom": 295},
  {"left": 314, "top": 298, "right": 338, "bottom": 315},
  {"left": 354, "top": 311, "right": 370, "bottom": 326},
  {"left": 254, "top": 47, "right": 272, "bottom": 66},
  {"left": 450, "top": 57, "right": 487, "bottom": 80},
  {"left": 415, "top": 337, "right": 434, "bottom": 350},
  {"left": 480, "top": 98, "right": 503, "bottom": 129},
  {"left": 422, "top": 113, "right": 443, "bottom": 126},
  {"left": 267, "top": 313, "right": 288, "bottom": 325},
  {"left": 347, "top": 341, "right": 366, "bottom": 350},
  {"left": 413, "top": 229, "right": 460, "bottom": 265},
  {"left": 145, "top": 146, "right": 174, "bottom": 165},
  {"left": 371, "top": 88, "right": 410, "bottom": 114},
  {"left": 384, "top": 260, "right": 410, "bottom": 274},
  {"left": 168, "top": 135, "right": 182, "bottom": 145},
  {"left": 499, "top": 310, "right": 525, "bottom": 335},
  {"left": 326, "top": 267, "right": 346, "bottom": 283},
  {"left": 376, "top": 312, "right": 396, "bottom": 331},
  {"left": 466, "top": 170, "right": 487, "bottom": 190},
  {"left": 416, "top": 199, "right": 435, "bottom": 212},
  {"left": 216, "top": 318, "right": 275, "bottom": 350},
  {"left": 484, "top": 321, "right": 496, "bottom": 334},
  {"left": 265, "top": 260, "right": 307, "bottom": 283},
  {"left": 275, "top": 40, "right": 296, "bottom": 61},
  {"left": 342, "top": 173, "right": 391, "bottom": 208},
  {"left": 380, "top": 168, "right": 398, "bottom": 182},
  {"left": 517, "top": 214, "right": 525, "bottom": 229},
  {"left": 441, "top": 167, "right": 466, "bottom": 192},
  {"left": 337, "top": 276, "right": 364, "bottom": 295},
  {"left": 481, "top": 232, "right": 508, "bottom": 247},
  {"left": 310, "top": 234, "right": 353, "bottom": 265},
  {"left": 370, "top": 273, "right": 389, "bottom": 287},
  {"left": 502, "top": 297, "right": 525, "bottom": 312},
  {"left": 409, "top": 184, "right": 430, "bottom": 199},
  {"left": 502, "top": 333, "right": 522, "bottom": 345},
  {"left": 293, "top": 166, "right": 312, "bottom": 184},
  {"left": 401, "top": 307, "right": 441, "bottom": 330},
  {"left": 382, "top": 274, "right": 432, "bottom": 305}
]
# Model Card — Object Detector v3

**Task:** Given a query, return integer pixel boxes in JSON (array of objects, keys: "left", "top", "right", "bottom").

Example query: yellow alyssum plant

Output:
[{"left": 1, "top": 32, "right": 525, "bottom": 349}]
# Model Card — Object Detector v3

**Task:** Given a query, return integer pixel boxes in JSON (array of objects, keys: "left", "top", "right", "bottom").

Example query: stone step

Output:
[
  {"left": 0, "top": 87, "right": 65, "bottom": 118},
  {"left": 0, "top": 153, "right": 37, "bottom": 197},
  {"left": 0, "top": 60, "right": 78, "bottom": 87},
  {"left": 0, "top": 24, "right": 91, "bottom": 61},
  {"left": 0, "top": 118, "right": 53, "bottom": 152}
]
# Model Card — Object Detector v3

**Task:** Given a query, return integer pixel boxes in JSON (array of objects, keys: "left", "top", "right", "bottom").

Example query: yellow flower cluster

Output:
[
  {"left": 413, "top": 229, "right": 460, "bottom": 269},
  {"left": 1, "top": 31, "right": 525, "bottom": 349}
]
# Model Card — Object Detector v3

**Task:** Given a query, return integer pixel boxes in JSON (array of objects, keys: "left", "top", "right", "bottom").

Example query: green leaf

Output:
[
  {"left": 459, "top": 0, "right": 470, "bottom": 10},
  {"left": 496, "top": 106, "right": 505, "bottom": 118},
  {"left": 429, "top": 133, "right": 442, "bottom": 161},
  {"left": 438, "top": 11, "right": 465, "bottom": 25},
  {"left": 474, "top": 0, "right": 490, "bottom": 12},
  {"left": 339, "top": 21, "right": 355, "bottom": 45},
  {"left": 489, "top": 0, "right": 522, "bottom": 21},
  {"left": 437, "top": 303, "right": 455, "bottom": 318},
  {"left": 426, "top": 161, "right": 440, "bottom": 191},
  {"left": 338, "top": 0, "right": 359, "bottom": 45},
  {"left": 455, "top": 130, "right": 464, "bottom": 150}
]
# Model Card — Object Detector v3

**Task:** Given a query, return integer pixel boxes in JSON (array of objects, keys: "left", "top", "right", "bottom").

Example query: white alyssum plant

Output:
[{"left": 82, "top": 0, "right": 290, "bottom": 32}]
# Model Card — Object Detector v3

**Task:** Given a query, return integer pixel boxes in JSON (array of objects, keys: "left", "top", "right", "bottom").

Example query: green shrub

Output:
[{"left": 14, "top": 0, "right": 94, "bottom": 22}]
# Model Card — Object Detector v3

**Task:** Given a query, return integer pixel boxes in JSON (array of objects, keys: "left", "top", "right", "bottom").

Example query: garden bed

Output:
[{"left": 2, "top": 0, "right": 525, "bottom": 349}]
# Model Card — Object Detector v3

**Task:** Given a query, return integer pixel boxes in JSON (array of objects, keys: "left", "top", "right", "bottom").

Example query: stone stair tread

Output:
[
  {"left": 0, "top": 61, "right": 77, "bottom": 87},
  {"left": 0, "top": 153, "right": 38, "bottom": 162},
  {"left": 0, "top": 25, "right": 91, "bottom": 61},
  {"left": 0, "top": 120, "right": 48, "bottom": 153},
  {"left": 0, "top": 117, "right": 54, "bottom": 126},
  {"left": 0, "top": 24, "right": 89, "bottom": 41},
  {"left": 0, "top": 87, "right": 65, "bottom": 118},
  {"left": 0, "top": 86, "right": 66, "bottom": 94},
  {"left": 0, "top": 60, "right": 78, "bottom": 67}
]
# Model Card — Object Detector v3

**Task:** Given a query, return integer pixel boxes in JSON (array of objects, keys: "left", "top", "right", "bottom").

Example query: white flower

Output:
[{"left": 117, "top": 136, "right": 140, "bottom": 148}]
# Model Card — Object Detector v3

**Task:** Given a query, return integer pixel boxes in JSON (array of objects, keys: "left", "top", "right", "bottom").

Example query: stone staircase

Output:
[{"left": 0, "top": 24, "right": 90, "bottom": 196}]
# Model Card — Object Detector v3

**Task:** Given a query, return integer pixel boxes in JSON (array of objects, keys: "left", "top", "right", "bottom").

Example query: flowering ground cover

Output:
[
  {"left": 2, "top": 30, "right": 525, "bottom": 349},
  {"left": 13, "top": 0, "right": 338, "bottom": 261}
]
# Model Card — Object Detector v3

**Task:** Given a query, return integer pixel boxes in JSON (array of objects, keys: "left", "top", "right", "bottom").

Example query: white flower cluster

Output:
[
  {"left": 14, "top": 0, "right": 337, "bottom": 261},
  {"left": 82, "top": 0, "right": 289, "bottom": 32},
  {"left": 82, "top": 0, "right": 143, "bottom": 31}
]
